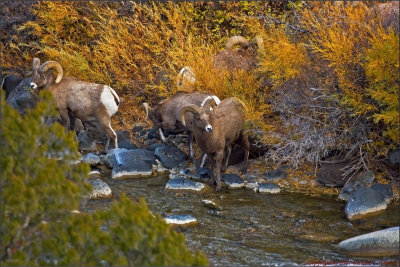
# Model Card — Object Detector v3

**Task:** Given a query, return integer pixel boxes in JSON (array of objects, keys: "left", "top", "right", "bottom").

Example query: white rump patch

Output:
[{"left": 101, "top": 86, "right": 119, "bottom": 116}]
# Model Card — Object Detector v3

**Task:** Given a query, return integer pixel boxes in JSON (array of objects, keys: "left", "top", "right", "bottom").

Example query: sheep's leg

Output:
[
  {"left": 197, "top": 153, "right": 207, "bottom": 169},
  {"left": 98, "top": 117, "right": 118, "bottom": 153},
  {"left": 59, "top": 109, "right": 70, "bottom": 134},
  {"left": 239, "top": 131, "right": 250, "bottom": 174},
  {"left": 221, "top": 145, "right": 232, "bottom": 173},
  {"left": 158, "top": 128, "right": 167, "bottom": 142},
  {"left": 209, "top": 155, "right": 215, "bottom": 186},
  {"left": 215, "top": 150, "right": 224, "bottom": 191},
  {"left": 188, "top": 131, "right": 194, "bottom": 160}
]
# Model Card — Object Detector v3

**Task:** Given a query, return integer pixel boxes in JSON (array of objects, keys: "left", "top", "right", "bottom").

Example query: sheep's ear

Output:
[{"left": 32, "top": 58, "right": 40, "bottom": 71}]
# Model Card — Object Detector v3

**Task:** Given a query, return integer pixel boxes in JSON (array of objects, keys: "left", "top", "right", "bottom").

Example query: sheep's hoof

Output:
[
  {"left": 215, "top": 184, "right": 222, "bottom": 192},
  {"left": 208, "top": 178, "right": 215, "bottom": 185}
]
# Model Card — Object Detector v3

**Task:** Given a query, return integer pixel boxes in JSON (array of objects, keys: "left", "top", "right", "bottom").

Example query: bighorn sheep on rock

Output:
[
  {"left": 181, "top": 97, "right": 250, "bottom": 191},
  {"left": 142, "top": 91, "right": 220, "bottom": 165},
  {"left": 30, "top": 58, "right": 120, "bottom": 153},
  {"left": 214, "top": 35, "right": 263, "bottom": 72}
]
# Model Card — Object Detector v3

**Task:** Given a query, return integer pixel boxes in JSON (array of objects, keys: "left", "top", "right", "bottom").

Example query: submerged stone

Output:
[
  {"left": 258, "top": 183, "right": 281, "bottom": 194},
  {"left": 345, "top": 186, "right": 387, "bottom": 220},
  {"left": 338, "top": 227, "right": 399, "bottom": 256},
  {"left": 165, "top": 177, "right": 205, "bottom": 191},
  {"left": 222, "top": 173, "right": 244, "bottom": 189},
  {"left": 163, "top": 214, "right": 198, "bottom": 227},
  {"left": 299, "top": 233, "right": 337, "bottom": 242},
  {"left": 202, "top": 199, "right": 222, "bottom": 210},
  {"left": 87, "top": 179, "right": 112, "bottom": 200}
]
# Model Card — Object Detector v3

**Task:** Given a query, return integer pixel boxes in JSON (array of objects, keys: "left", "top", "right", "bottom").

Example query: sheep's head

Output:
[
  {"left": 180, "top": 98, "right": 217, "bottom": 133},
  {"left": 30, "top": 58, "right": 63, "bottom": 90}
]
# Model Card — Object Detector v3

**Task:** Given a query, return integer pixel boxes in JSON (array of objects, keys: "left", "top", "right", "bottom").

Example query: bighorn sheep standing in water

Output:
[
  {"left": 30, "top": 58, "right": 120, "bottom": 153},
  {"left": 142, "top": 91, "right": 220, "bottom": 167},
  {"left": 214, "top": 35, "right": 263, "bottom": 72},
  {"left": 181, "top": 97, "right": 250, "bottom": 191}
]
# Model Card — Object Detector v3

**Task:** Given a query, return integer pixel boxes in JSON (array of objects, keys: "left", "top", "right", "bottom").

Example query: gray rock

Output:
[
  {"left": 192, "top": 167, "right": 211, "bottom": 181},
  {"left": 222, "top": 173, "right": 244, "bottom": 189},
  {"left": 147, "top": 127, "right": 159, "bottom": 139},
  {"left": 87, "top": 179, "right": 112, "bottom": 200},
  {"left": 103, "top": 148, "right": 156, "bottom": 179},
  {"left": 89, "top": 170, "right": 101, "bottom": 179},
  {"left": 345, "top": 186, "right": 387, "bottom": 220},
  {"left": 77, "top": 130, "right": 97, "bottom": 152},
  {"left": 163, "top": 214, "right": 198, "bottom": 226},
  {"left": 258, "top": 183, "right": 281, "bottom": 194},
  {"left": 81, "top": 153, "right": 101, "bottom": 166},
  {"left": 339, "top": 171, "right": 376, "bottom": 201},
  {"left": 116, "top": 130, "right": 137, "bottom": 150},
  {"left": 202, "top": 199, "right": 222, "bottom": 210},
  {"left": 146, "top": 142, "right": 168, "bottom": 152},
  {"left": 371, "top": 183, "right": 393, "bottom": 204},
  {"left": 132, "top": 124, "right": 144, "bottom": 133},
  {"left": 263, "top": 168, "right": 287, "bottom": 181},
  {"left": 154, "top": 145, "right": 187, "bottom": 169},
  {"left": 165, "top": 177, "right": 205, "bottom": 191},
  {"left": 338, "top": 227, "right": 399, "bottom": 256},
  {"left": 389, "top": 149, "right": 400, "bottom": 164},
  {"left": 6, "top": 77, "right": 38, "bottom": 114}
]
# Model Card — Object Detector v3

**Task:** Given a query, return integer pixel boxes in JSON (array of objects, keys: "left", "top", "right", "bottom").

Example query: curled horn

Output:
[
  {"left": 142, "top": 102, "right": 152, "bottom": 121},
  {"left": 226, "top": 36, "right": 250, "bottom": 50},
  {"left": 202, "top": 97, "right": 217, "bottom": 112},
  {"left": 180, "top": 104, "right": 202, "bottom": 127},
  {"left": 251, "top": 36, "right": 264, "bottom": 50},
  {"left": 39, "top": 61, "right": 63, "bottom": 84},
  {"left": 32, "top": 57, "right": 40, "bottom": 71}
]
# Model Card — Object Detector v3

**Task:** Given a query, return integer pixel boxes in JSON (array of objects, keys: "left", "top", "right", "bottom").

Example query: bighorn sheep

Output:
[
  {"left": 30, "top": 58, "right": 120, "bottom": 153},
  {"left": 142, "top": 91, "right": 220, "bottom": 166},
  {"left": 214, "top": 35, "right": 263, "bottom": 72},
  {"left": 181, "top": 97, "right": 250, "bottom": 191}
]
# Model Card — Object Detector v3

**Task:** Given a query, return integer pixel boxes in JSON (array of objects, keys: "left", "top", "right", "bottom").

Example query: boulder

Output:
[
  {"left": 146, "top": 142, "right": 168, "bottom": 152},
  {"left": 370, "top": 183, "right": 393, "bottom": 204},
  {"left": 77, "top": 130, "right": 97, "bottom": 152},
  {"left": 263, "top": 168, "right": 287, "bottom": 182},
  {"left": 165, "top": 177, "right": 205, "bottom": 191},
  {"left": 147, "top": 127, "right": 159, "bottom": 139},
  {"left": 153, "top": 145, "right": 187, "bottom": 169},
  {"left": 103, "top": 148, "right": 156, "bottom": 179},
  {"left": 338, "top": 227, "right": 399, "bottom": 256},
  {"left": 81, "top": 153, "right": 101, "bottom": 166},
  {"left": 116, "top": 130, "right": 137, "bottom": 150},
  {"left": 163, "top": 214, "right": 198, "bottom": 227},
  {"left": 317, "top": 161, "right": 350, "bottom": 187},
  {"left": 6, "top": 77, "right": 38, "bottom": 114},
  {"left": 192, "top": 167, "right": 211, "bottom": 182},
  {"left": 258, "top": 183, "right": 281, "bottom": 194},
  {"left": 339, "top": 171, "right": 376, "bottom": 201},
  {"left": 345, "top": 186, "right": 387, "bottom": 220},
  {"left": 87, "top": 179, "right": 112, "bottom": 200},
  {"left": 222, "top": 173, "right": 244, "bottom": 189},
  {"left": 389, "top": 149, "right": 400, "bottom": 165}
]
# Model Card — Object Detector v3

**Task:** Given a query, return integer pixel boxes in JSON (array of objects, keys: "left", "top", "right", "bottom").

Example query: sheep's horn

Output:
[
  {"left": 32, "top": 58, "right": 40, "bottom": 71},
  {"left": 251, "top": 36, "right": 264, "bottom": 50},
  {"left": 226, "top": 36, "right": 250, "bottom": 50},
  {"left": 203, "top": 97, "right": 217, "bottom": 112},
  {"left": 142, "top": 102, "right": 151, "bottom": 121},
  {"left": 180, "top": 104, "right": 202, "bottom": 127},
  {"left": 39, "top": 61, "right": 63, "bottom": 84}
]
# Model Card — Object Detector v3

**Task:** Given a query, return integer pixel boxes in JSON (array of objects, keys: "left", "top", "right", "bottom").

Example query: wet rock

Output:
[
  {"left": 338, "top": 227, "right": 399, "bottom": 256},
  {"left": 147, "top": 127, "right": 159, "bottom": 139},
  {"left": 81, "top": 153, "right": 101, "bottom": 166},
  {"left": 299, "top": 233, "right": 337, "bottom": 242},
  {"left": 345, "top": 186, "right": 387, "bottom": 220},
  {"left": 222, "top": 173, "right": 244, "bottom": 189},
  {"left": 165, "top": 177, "right": 205, "bottom": 191},
  {"left": 258, "top": 183, "right": 281, "bottom": 194},
  {"left": 89, "top": 170, "right": 102, "bottom": 179},
  {"left": 6, "top": 77, "right": 38, "bottom": 114},
  {"left": 191, "top": 167, "right": 211, "bottom": 182},
  {"left": 163, "top": 214, "right": 198, "bottom": 227},
  {"left": 77, "top": 130, "right": 97, "bottom": 152},
  {"left": 339, "top": 171, "right": 376, "bottom": 201},
  {"left": 389, "top": 149, "right": 400, "bottom": 164},
  {"left": 153, "top": 159, "right": 169, "bottom": 174},
  {"left": 153, "top": 145, "right": 187, "bottom": 169},
  {"left": 116, "top": 130, "right": 137, "bottom": 150},
  {"left": 263, "top": 168, "right": 287, "bottom": 181},
  {"left": 202, "top": 199, "right": 222, "bottom": 210},
  {"left": 103, "top": 148, "right": 156, "bottom": 179},
  {"left": 370, "top": 183, "right": 393, "bottom": 204},
  {"left": 146, "top": 142, "right": 168, "bottom": 152},
  {"left": 87, "top": 179, "right": 112, "bottom": 200}
]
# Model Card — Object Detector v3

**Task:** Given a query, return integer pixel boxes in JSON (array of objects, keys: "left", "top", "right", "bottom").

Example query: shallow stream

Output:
[{"left": 85, "top": 174, "right": 399, "bottom": 266}]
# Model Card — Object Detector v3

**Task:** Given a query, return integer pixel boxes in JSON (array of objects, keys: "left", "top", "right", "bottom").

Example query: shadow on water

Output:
[{"left": 84, "top": 174, "right": 399, "bottom": 266}]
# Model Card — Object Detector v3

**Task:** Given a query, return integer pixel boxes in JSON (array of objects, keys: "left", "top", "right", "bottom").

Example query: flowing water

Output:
[{"left": 85, "top": 174, "right": 399, "bottom": 266}]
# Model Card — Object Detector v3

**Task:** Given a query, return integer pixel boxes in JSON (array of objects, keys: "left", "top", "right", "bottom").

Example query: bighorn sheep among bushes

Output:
[
  {"left": 30, "top": 58, "right": 120, "bottom": 152},
  {"left": 181, "top": 97, "right": 250, "bottom": 191},
  {"left": 214, "top": 35, "right": 263, "bottom": 72},
  {"left": 142, "top": 91, "right": 220, "bottom": 165}
]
